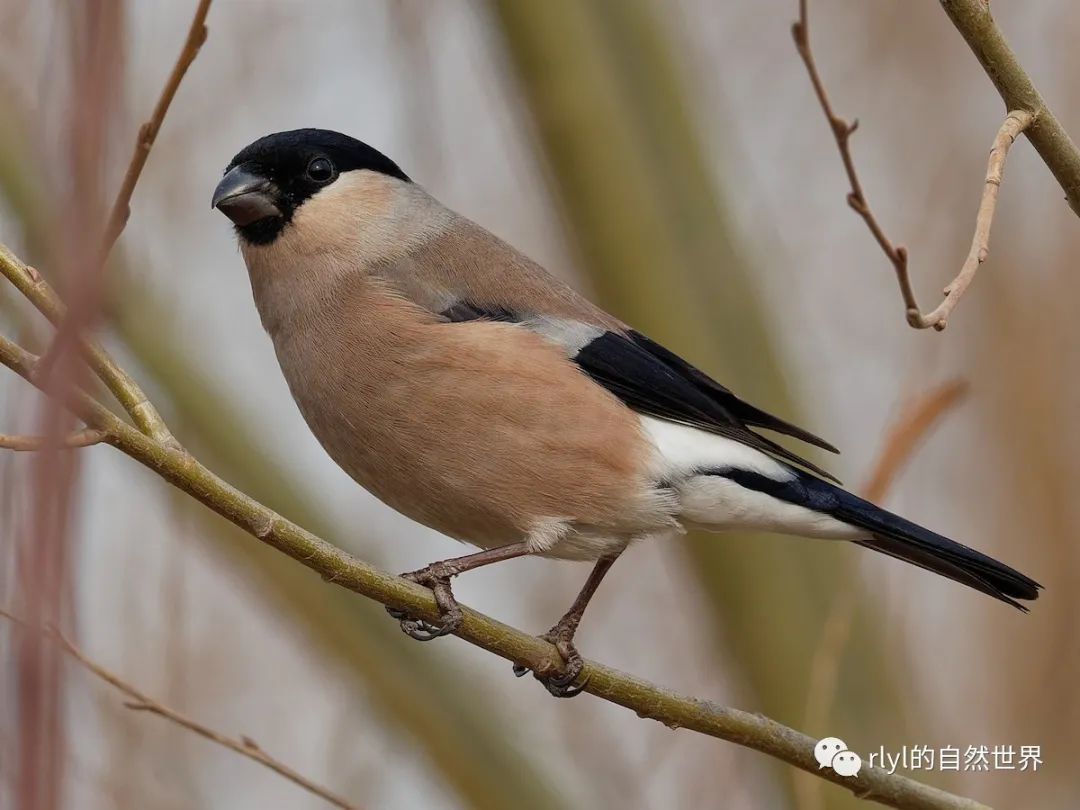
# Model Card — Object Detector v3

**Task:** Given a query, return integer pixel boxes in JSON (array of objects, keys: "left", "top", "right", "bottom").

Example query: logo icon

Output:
[{"left": 815, "top": 736, "right": 863, "bottom": 777}]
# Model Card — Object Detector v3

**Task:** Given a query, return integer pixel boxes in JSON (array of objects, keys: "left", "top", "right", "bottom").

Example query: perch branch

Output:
[
  {"left": 792, "top": 2, "right": 1034, "bottom": 331},
  {"left": 100, "top": 0, "right": 212, "bottom": 258},
  {"left": 0, "top": 244, "right": 991, "bottom": 810},
  {"left": 0, "top": 428, "right": 106, "bottom": 451},
  {"left": 0, "top": 610, "right": 360, "bottom": 810}
]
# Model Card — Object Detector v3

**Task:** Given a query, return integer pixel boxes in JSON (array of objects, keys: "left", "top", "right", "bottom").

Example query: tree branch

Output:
[
  {"left": 0, "top": 610, "right": 360, "bottom": 810},
  {"left": 0, "top": 242, "right": 173, "bottom": 443},
  {"left": 100, "top": 0, "right": 212, "bottom": 258},
  {"left": 910, "top": 111, "right": 1031, "bottom": 330},
  {"left": 793, "top": 2, "right": 1036, "bottom": 331},
  {"left": 791, "top": 0, "right": 917, "bottom": 321},
  {"left": 0, "top": 428, "right": 106, "bottom": 451},
  {"left": 0, "top": 244, "right": 992, "bottom": 810},
  {"left": 23, "top": 0, "right": 210, "bottom": 442},
  {"left": 940, "top": 0, "right": 1080, "bottom": 217}
]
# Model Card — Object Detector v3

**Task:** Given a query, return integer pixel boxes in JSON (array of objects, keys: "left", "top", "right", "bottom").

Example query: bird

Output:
[{"left": 212, "top": 128, "right": 1040, "bottom": 697}]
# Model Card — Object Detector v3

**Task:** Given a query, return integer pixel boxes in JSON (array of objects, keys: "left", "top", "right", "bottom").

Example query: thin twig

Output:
[
  {"left": 0, "top": 243, "right": 173, "bottom": 443},
  {"left": 791, "top": 0, "right": 918, "bottom": 322},
  {"left": 100, "top": 0, "right": 212, "bottom": 258},
  {"left": 797, "top": 381, "right": 969, "bottom": 810},
  {"left": 909, "top": 111, "right": 1031, "bottom": 330},
  {"left": 0, "top": 609, "right": 362, "bottom": 810},
  {"left": 792, "top": 2, "right": 1033, "bottom": 331},
  {"left": 0, "top": 271, "right": 991, "bottom": 810},
  {"left": 21, "top": 0, "right": 210, "bottom": 440},
  {"left": 0, "top": 428, "right": 107, "bottom": 451}
]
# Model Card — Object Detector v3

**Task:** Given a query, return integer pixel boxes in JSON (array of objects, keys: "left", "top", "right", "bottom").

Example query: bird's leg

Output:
[
  {"left": 387, "top": 542, "right": 532, "bottom": 641},
  {"left": 514, "top": 552, "right": 621, "bottom": 698}
]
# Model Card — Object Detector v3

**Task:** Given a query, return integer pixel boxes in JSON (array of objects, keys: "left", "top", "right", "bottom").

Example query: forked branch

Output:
[
  {"left": 792, "top": 1, "right": 1034, "bottom": 331},
  {"left": 0, "top": 243, "right": 173, "bottom": 443},
  {"left": 940, "top": 0, "right": 1080, "bottom": 216}
]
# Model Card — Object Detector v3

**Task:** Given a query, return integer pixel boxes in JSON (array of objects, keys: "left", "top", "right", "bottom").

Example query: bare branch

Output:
[
  {"left": 0, "top": 243, "right": 173, "bottom": 443},
  {"left": 100, "top": 0, "right": 212, "bottom": 258},
  {"left": 0, "top": 244, "right": 992, "bottom": 810},
  {"left": 792, "top": 3, "right": 1034, "bottom": 331},
  {"left": 908, "top": 111, "right": 1031, "bottom": 330},
  {"left": 0, "top": 428, "right": 107, "bottom": 451},
  {"left": 0, "top": 610, "right": 361, "bottom": 810},
  {"left": 940, "top": 0, "right": 1080, "bottom": 217},
  {"left": 10, "top": 1, "right": 209, "bottom": 442},
  {"left": 791, "top": 0, "right": 918, "bottom": 322}
]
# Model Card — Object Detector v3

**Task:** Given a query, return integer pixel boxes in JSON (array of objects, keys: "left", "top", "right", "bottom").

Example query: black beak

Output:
[{"left": 212, "top": 165, "right": 281, "bottom": 226}]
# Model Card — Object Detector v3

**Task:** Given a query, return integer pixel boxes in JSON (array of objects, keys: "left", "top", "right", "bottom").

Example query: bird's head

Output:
[{"left": 212, "top": 128, "right": 410, "bottom": 246}]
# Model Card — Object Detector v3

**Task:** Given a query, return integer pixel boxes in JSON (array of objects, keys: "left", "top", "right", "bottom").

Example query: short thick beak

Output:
[{"left": 212, "top": 166, "right": 281, "bottom": 226}]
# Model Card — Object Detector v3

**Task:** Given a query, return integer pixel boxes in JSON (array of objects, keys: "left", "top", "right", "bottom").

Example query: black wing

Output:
[
  {"left": 574, "top": 330, "right": 839, "bottom": 482},
  {"left": 440, "top": 303, "right": 839, "bottom": 481},
  {"left": 627, "top": 332, "right": 839, "bottom": 453}
]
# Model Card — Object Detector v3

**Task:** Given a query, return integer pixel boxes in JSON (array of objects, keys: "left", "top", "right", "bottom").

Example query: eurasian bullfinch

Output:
[{"left": 213, "top": 129, "right": 1039, "bottom": 697}]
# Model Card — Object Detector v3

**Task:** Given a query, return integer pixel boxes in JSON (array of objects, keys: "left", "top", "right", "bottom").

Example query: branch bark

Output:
[
  {"left": 0, "top": 428, "right": 106, "bottom": 451},
  {"left": 0, "top": 245, "right": 991, "bottom": 810},
  {"left": 909, "top": 111, "right": 1031, "bottom": 330},
  {"left": 791, "top": 0, "right": 917, "bottom": 322},
  {"left": 0, "top": 243, "right": 172, "bottom": 442},
  {"left": 940, "top": 0, "right": 1080, "bottom": 217}
]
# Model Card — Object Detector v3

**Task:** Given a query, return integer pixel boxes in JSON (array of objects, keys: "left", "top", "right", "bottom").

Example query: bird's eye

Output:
[{"left": 307, "top": 157, "right": 335, "bottom": 183}]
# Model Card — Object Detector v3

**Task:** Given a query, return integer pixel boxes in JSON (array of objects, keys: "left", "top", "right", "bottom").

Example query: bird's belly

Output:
[
  {"left": 268, "top": 315, "right": 675, "bottom": 554},
  {"left": 290, "top": 388, "right": 527, "bottom": 548}
]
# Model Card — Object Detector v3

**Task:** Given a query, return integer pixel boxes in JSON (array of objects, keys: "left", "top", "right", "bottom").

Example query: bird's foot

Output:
[
  {"left": 385, "top": 563, "right": 463, "bottom": 641},
  {"left": 513, "top": 621, "right": 588, "bottom": 698}
]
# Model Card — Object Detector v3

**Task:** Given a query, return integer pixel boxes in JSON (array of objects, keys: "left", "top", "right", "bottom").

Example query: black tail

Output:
[{"left": 717, "top": 468, "right": 1041, "bottom": 610}]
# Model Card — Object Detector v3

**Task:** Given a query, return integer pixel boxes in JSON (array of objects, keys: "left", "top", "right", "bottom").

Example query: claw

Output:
[
  {"left": 543, "top": 669, "right": 589, "bottom": 698},
  {"left": 386, "top": 565, "right": 462, "bottom": 641},
  {"left": 512, "top": 626, "right": 588, "bottom": 698},
  {"left": 399, "top": 617, "right": 457, "bottom": 641}
]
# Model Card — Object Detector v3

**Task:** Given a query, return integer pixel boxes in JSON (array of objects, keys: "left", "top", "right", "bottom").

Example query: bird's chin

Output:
[{"left": 234, "top": 214, "right": 288, "bottom": 246}]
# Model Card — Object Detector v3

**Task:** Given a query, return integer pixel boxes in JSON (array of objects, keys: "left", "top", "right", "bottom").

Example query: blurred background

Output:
[{"left": 0, "top": 1, "right": 1076, "bottom": 808}]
